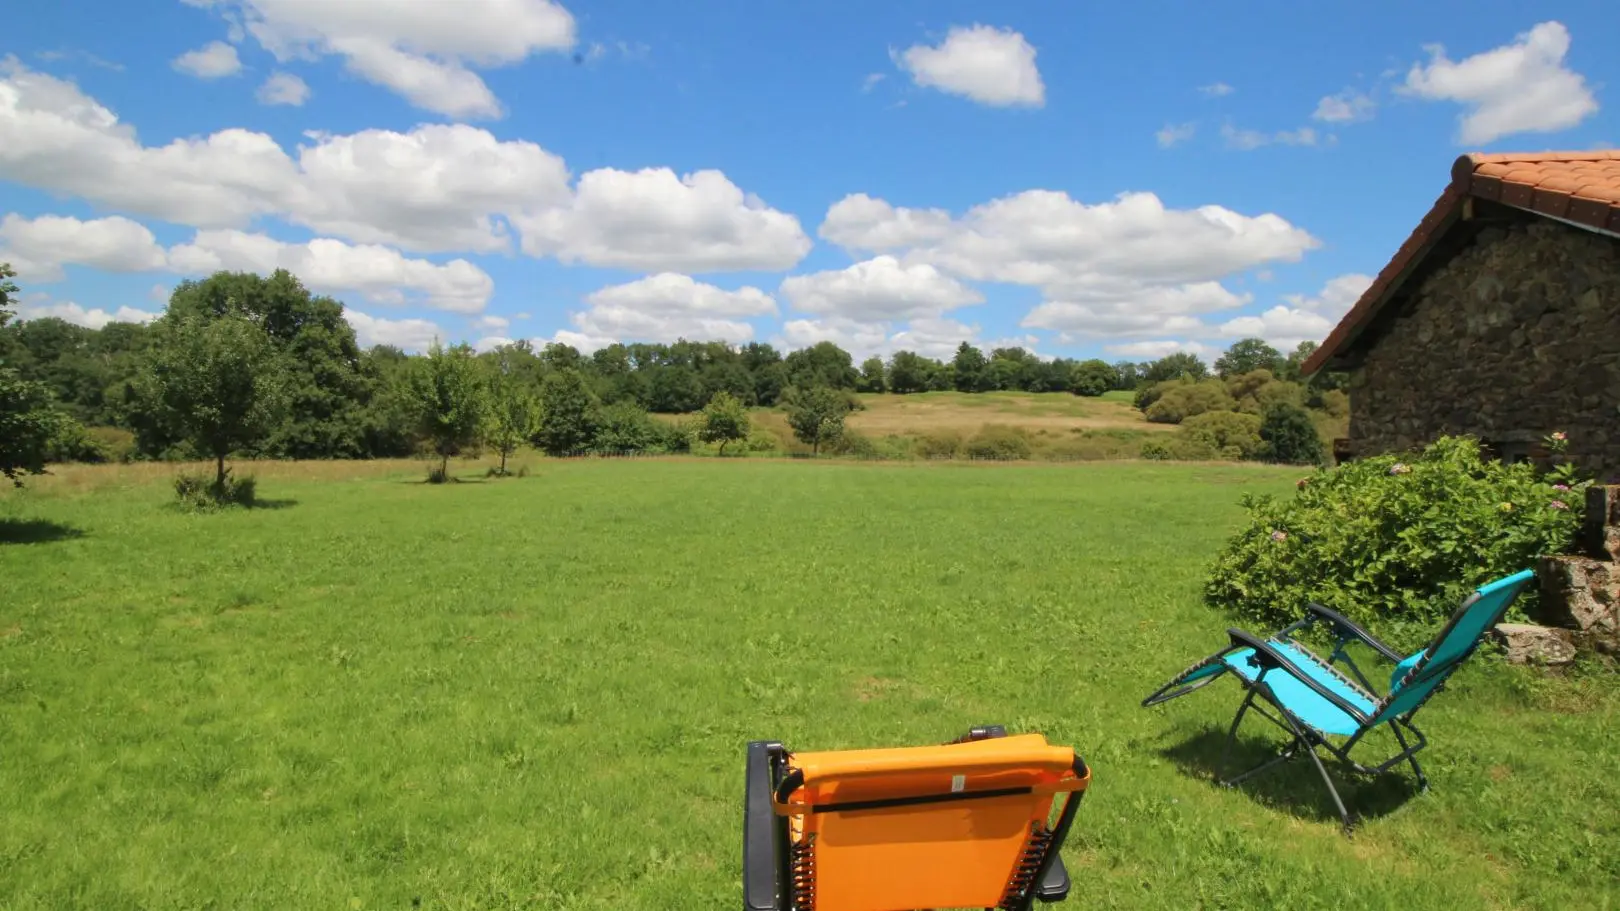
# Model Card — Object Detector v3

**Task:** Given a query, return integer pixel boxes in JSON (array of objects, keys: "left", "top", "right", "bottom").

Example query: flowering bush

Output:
[{"left": 1205, "top": 435, "right": 1588, "bottom": 645}]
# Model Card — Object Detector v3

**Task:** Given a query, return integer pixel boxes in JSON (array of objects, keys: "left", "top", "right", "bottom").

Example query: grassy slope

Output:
[{"left": 1, "top": 461, "right": 1616, "bottom": 909}]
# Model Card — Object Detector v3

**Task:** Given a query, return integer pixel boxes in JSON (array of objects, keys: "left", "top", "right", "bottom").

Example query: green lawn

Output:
[{"left": 1, "top": 460, "right": 1616, "bottom": 909}]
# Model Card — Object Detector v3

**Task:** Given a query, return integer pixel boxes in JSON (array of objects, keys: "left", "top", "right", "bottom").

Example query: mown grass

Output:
[{"left": 1, "top": 460, "right": 1617, "bottom": 909}]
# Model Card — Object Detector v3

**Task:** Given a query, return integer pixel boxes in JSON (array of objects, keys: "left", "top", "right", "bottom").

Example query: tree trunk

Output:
[
  {"left": 719, "top": 440, "right": 728, "bottom": 457},
  {"left": 441, "top": 452, "right": 450, "bottom": 479},
  {"left": 215, "top": 452, "right": 227, "bottom": 490},
  {"left": 499, "top": 447, "right": 508, "bottom": 476}
]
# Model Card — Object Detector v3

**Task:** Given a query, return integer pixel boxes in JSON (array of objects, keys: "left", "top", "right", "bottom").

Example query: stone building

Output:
[{"left": 1304, "top": 151, "right": 1620, "bottom": 480}]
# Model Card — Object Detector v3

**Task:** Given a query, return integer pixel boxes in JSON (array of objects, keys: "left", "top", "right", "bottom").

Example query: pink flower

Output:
[
  {"left": 1271, "top": 530, "right": 1288, "bottom": 542},
  {"left": 1552, "top": 483, "right": 1570, "bottom": 491},
  {"left": 1551, "top": 500, "right": 1569, "bottom": 510},
  {"left": 1389, "top": 463, "right": 1411, "bottom": 475},
  {"left": 1551, "top": 431, "right": 1567, "bottom": 442},
  {"left": 1296, "top": 478, "right": 1310, "bottom": 489}
]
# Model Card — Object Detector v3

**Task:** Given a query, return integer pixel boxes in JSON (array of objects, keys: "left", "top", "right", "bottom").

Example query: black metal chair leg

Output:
[
  {"left": 1299, "top": 739, "right": 1355, "bottom": 832},
  {"left": 1387, "top": 723, "right": 1429, "bottom": 792},
  {"left": 1215, "top": 689, "right": 1257, "bottom": 784}
]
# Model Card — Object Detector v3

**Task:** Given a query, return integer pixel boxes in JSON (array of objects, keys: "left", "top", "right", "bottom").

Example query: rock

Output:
[
  {"left": 1584, "top": 485, "right": 1620, "bottom": 561},
  {"left": 1535, "top": 556, "right": 1620, "bottom": 651},
  {"left": 1493, "top": 623, "right": 1578, "bottom": 666}
]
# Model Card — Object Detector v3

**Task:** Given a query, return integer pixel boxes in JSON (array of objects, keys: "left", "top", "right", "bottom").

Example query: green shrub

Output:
[
  {"left": 1205, "top": 435, "right": 1586, "bottom": 645},
  {"left": 914, "top": 431, "right": 963, "bottom": 459},
  {"left": 1319, "top": 388, "right": 1350, "bottom": 419},
  {"left": 1259, "top": 402, "right": 1326, "bottom": 464},
  {"left": 1140, "top": 439, "right": 1174, "bottom": 460},
  {"left": 1133, "top": 378, "right": 1183, "bottom": 412},
  {"left": 963, "top": 424, "right": 1032, "bottom": 460},
  {"left": 1144, "top": 380, "right": 1236, "bottom": 424},
  {"left": 593, "top": 402, "right": 667, "bottom": 452},
  {"left": 174, "top": 470, "right": 258, "bottom": 509},
  {"left": 742, "top": 429, "right": 780, "bottom": 452},
  {"left": 1179, "top": 410, "right": 1263, "bottom": 461}
]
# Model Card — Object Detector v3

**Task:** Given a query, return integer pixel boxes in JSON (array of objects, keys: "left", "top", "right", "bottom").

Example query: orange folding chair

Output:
[{"left": 743, "top": 726, "right": 1090, "bottom": 911}]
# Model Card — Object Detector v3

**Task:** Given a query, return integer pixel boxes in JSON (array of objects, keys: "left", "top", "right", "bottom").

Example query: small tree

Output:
[
  {"left": 407, "top": 340, "right": 487, "bottom": 481},
  {"left": 138, "top": 308, "right": 288, "bottom": 497},
  {"left": 1215, "top": 338, "right": 1284, "bottom": 378},
  {"left": 533, "top": 368, "right": 600, "bottom": 456},
  {"left": 1259, "top": 402, "right": 1325, "bottom": 465},
  {"left": 1069, "top": 359, "right": 1115, "bottom": 397},
  {"left": 784, "top": 385, "right": 850, "bottom": 455},
  {"left": 698, "top": 390, "right": 750, "bottom": 456},
  {"left": 857, "top": 356, "right": 887, "bottom": 394},
  {"left": 0, "top": 264, "right": 65, "bottom": 487},
  {"left": 484, "top": 355, "right": 540, "bottom": 476}
]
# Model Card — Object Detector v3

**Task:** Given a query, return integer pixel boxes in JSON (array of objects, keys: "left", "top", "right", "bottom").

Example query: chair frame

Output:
[
  {"left": 1143, "top": 588, "right": 1518, "bottom": 833},
  {"left": 743, "top": 726, "right": 1086, "bottom": 911}
]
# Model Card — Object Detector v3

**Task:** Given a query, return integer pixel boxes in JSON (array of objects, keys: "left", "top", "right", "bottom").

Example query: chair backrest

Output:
[
  {"left": 1370, "top": 568, "right": 1537, "bottom": 725},
  {"left": 773, "top": 733, "right": 1088, "bottom": 911}
]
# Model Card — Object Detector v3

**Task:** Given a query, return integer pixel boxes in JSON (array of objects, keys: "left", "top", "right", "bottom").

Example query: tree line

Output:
[{"left": 1, "top": 264, "right": 1347, "bottom": 487}]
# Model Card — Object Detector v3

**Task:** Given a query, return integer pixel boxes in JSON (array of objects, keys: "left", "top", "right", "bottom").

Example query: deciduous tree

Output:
[
  {"left": 137, "top": 305, "right": 289, "bottom": 491},
  {"left": 784, "top": 385, "right": 850, "bottom": 455},
  {"left": 407, "top": 340, "right": 487, "bottom": 481},
  {"left": 698, "top": 390, "right": 750, "bottom": 455}
]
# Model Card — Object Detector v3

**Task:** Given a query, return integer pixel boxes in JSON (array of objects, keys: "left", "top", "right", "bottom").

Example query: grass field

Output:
[{"left": 2, "top": 459, "right": 1617, "bottom": 909}]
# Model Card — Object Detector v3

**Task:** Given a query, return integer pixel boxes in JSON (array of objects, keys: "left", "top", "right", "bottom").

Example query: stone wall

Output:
[
  {"left": 1518, "top": 484, "right": 1620, "bottom": 663},
  {"left": 1349, "top": 217, "right": 1620, "bottom": 480}
]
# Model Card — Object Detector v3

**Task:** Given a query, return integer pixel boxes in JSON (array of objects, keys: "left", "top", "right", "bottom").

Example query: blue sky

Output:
[{"left": 1, "top": 1, "right": 1615, "bottom": 362}]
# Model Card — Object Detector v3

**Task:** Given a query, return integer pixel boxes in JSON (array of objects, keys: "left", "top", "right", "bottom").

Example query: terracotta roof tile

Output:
[{"left": 1304, "top": 150, "right": 1620, "bottom": 376}]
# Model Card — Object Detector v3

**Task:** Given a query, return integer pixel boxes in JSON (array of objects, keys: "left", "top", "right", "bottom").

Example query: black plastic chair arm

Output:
[
  {"left": 743, "top": 741, "right": 786, "bottom": 911},
  {"left": 1304, "top": 602, "right": 1403, "bottom": 662},
  {"left": 947, "top": 724, "right": 1008, "bottom": 744},
  {"left": 1225, "top": 629, "right": 1374, "bottom": 726},
  {"left": 1036, "top": 853, "right": 1070, "bottom": 902}
]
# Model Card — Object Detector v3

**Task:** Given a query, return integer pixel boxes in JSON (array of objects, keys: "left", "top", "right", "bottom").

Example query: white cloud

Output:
[
  {"left": 1215, "top": 273, "right": 1375, "bottom": 349},
  {"left": 167, "top": 229, "right": 494, "bottom": 313},
  {"left": 0, "top": 213, "right": 168, "bottom": 282},
  {"left": 172, "top": 41, "right": 242, "bottom": 79},
  {"left": 557, "top": 273, "right": 777, "bottom": 347},
  {"left": 472, "top": 334, "right": 512, "bottom": 352},
  {"left": 1156, "top": 121, "right": 1197, "bottom": 148},
  {"left": 1217, "top": 307, "right": 1335, "bottom": 349},
  {"left": 149, "top": 284, "right": 171, "bottom": 303},
  {"left": 779, "top": 256, "right": 982, "bottom": 321},
  {"left": 1102, "top": 339, "right": 1221, "bottom": 361},
  {"left": 861, "top": 73, "right": 885, "bottom": 93},
  {"left": 1283, "top": 272, "right": 1374, "bottom": 320},
  {"left": 548, "top": 329, "right": 615, "bottom": 354},
  {"left": 823, "top": 189, "right": 1317, "bottom": 289},
  {"left": 514, "top": 167, "right": 811, "bottom": 272},
  {"left": 820, "top": 193, "right": 953, "bottom": 252},
  {"left": 193, "top": 0, "right": 577, "bottom": 118},
  {"left": 774, "top": 314, "right": 1036, "bottom": 362},
  {"left": 257, "top": 71, "right": 309, "bottom": 106},
  {"left": 818, "top": 187, "right": 1317, "bottom": 352},
  {"left": 291, "top": 123, "right": 571, "bottom": 253},
  {"left": 1401, "top": 20, "right": 1598, "bottom": 145},
  {"left": 1199, "top": 82, "right": 1234, "bottom": 97},
  {"left": 776, "top": 316, "right": 893, "bottom": 359},
  {"left": 1023, "top": 282, "right": 1249, "bottom": 338},
  {"left": 344, "top": 308, "right": 444, "bottom": 352},
  {"left": 1220, "top": 123, "right": 1321, "bottom": 150},
  {"left": 896, "top": 24, "right": 1045, "bottom": 108},
  {"left": 12, "top": 292, "right": 160, "bottom": 329},
  {"left": 0, "top": 56, "right": 301, "bottom": 227},
  {"left": 0, "top": 60, "right": 801, "bottom": 272},
  {"left": 1313, "top": 89, "right": 1376, "bottom": 124},
  {"left": 473, "top": 314, "right": 510, "bottom": 332}
]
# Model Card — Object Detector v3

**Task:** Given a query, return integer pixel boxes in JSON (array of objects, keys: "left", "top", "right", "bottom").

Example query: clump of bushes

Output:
[
  {"left": 1205, "top": 435, "right": 1587, "bottom": 646},
  {"left": 1144, "top": 379, "right": 1236, "bottom": 424},
  {"left": 914, "top": 431, "right": 964, "bottom": 459},
  {"left": 963, "top": 424, "right": 1033, "bottom": 460},
  {"left": 174, "top": 470, "right": 257, "bottom": 509}
]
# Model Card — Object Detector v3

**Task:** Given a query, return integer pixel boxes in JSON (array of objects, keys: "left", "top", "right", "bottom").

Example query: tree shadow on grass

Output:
[
  {"left": 0, "top": 518, "right": 87, "bottom": 546},
  {"left": 1160, "top": 727, "right": 1426, "bottom": 828},
  {"left": 250, "top": 498, "right": 299, "bottom": 510}
]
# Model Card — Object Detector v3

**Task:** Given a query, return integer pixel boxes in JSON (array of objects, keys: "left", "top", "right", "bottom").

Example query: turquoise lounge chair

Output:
[{"left": 1142, "top": 569, "right": 1537, "bottom": 831}]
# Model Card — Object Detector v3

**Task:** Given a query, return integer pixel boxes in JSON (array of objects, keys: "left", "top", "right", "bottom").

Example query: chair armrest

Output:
[
  {"left": 1305, "top": 602, "right": 1403, "bottom": 662},
  {"left": 1225, "top": 629, "right": 1373, "bottom": 725},
  {"left": 1035, "top": 852, "right": 1070, "bottom": 902},
  {"left": 744, "top": 741, "right": 787, "bottom": 911}
]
